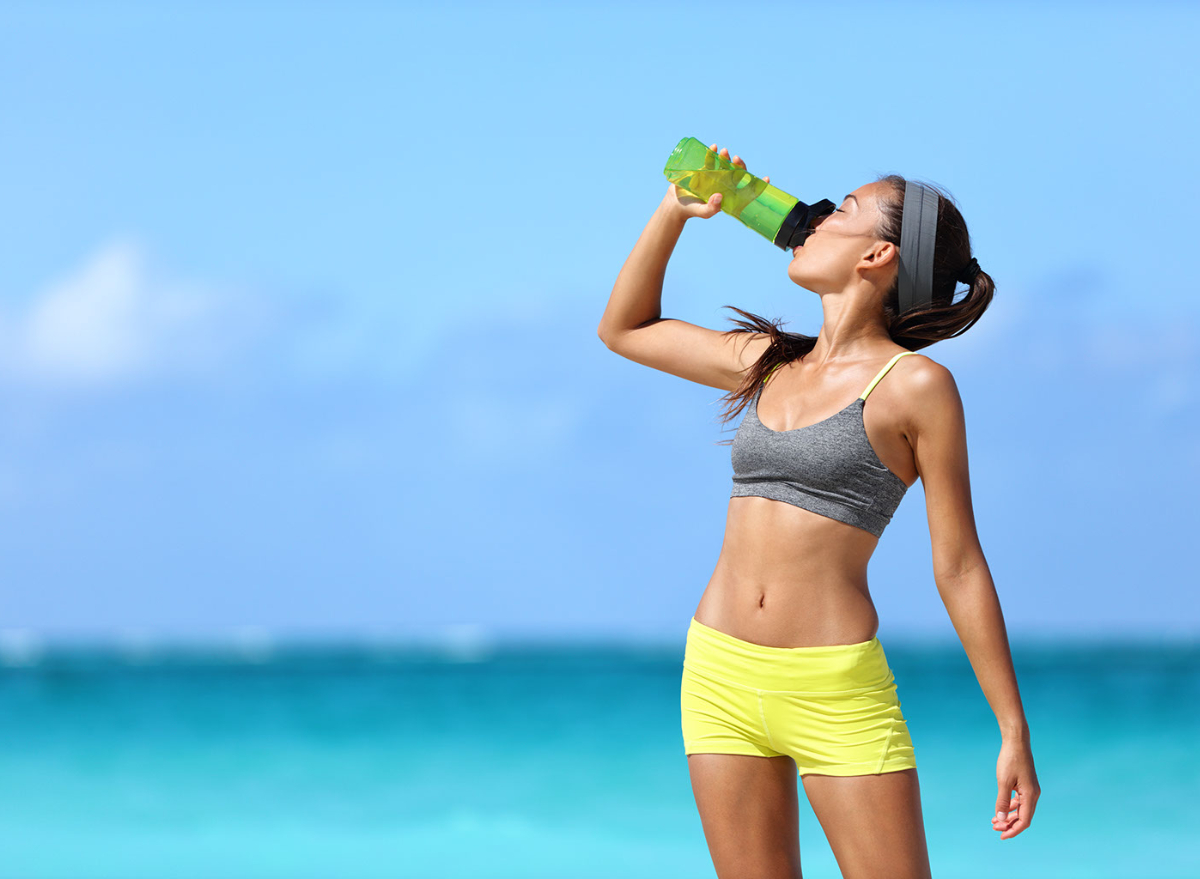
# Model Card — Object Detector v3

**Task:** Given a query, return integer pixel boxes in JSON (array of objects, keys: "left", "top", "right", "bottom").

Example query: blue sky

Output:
[{"left": 0, "top": 0, "right": 1197, "bottom": 650}]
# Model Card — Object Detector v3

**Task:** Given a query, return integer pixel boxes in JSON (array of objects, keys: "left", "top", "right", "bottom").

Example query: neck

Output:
[{"left": 805, "top": 293, "right": 893, "bottom": 367}]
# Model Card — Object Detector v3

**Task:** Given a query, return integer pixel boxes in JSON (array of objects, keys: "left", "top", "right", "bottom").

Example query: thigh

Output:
[
  {"left": 688, "top": 753, "right": 803, "bottom": 879},
  {"left": 802, "top": 768, "right": 931, "bottom": 879}
]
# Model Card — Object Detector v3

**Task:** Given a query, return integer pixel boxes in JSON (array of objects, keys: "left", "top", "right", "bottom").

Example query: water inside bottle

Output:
[{"left": 664, "top": 168, "right": 770, "bottom": 219}]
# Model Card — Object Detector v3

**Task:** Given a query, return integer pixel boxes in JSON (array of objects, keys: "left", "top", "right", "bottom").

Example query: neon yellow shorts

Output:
[{"left": 680, "top": 617, "right": 917, "bottom": 777}]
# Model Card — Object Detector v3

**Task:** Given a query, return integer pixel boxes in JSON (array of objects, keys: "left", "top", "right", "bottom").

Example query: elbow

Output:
[
  {"left": 597, "top": 324, "right": 622, "bottom": 351},
  {"left": 932, "top": 549, "right": 991, "bottom": 590}
]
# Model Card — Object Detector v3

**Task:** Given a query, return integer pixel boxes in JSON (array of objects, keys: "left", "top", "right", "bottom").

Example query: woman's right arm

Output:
[{"left": 596, "top": 146, "right": 772, "bottom": 393}]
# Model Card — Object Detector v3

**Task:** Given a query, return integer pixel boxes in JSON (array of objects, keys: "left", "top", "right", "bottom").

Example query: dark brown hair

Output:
[{"left": 713, "top": 173, "right": 994, "bottom": 443}]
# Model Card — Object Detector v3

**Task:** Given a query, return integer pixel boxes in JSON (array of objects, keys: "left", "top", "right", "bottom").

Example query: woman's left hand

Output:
[{"left": 992, "top": 737, "right": 1040, "bottom": 840}]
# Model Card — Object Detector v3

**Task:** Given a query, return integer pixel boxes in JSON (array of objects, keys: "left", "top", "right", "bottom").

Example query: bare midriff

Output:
[{"left": 693, "top": 496, "right": 884, "bottom": 649}]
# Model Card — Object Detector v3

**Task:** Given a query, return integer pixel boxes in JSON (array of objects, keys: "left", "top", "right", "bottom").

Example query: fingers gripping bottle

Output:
[{"left": 662, "top": 137, "right": 836, "bottom": 251}]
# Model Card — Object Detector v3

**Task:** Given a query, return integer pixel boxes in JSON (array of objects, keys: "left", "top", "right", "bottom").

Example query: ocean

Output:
[{"left": 1, "top": 633, "right": 1197, "bottom": 879}]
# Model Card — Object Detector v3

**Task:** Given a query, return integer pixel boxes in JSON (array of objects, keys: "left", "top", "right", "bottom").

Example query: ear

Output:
[{"left": 863, "top": 240, "right": 898, "bottom": 272}]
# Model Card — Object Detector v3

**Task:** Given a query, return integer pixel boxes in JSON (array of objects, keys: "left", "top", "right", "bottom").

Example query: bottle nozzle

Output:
[{"left": 774, "top": 198, "right": 837, "bottom": 250}]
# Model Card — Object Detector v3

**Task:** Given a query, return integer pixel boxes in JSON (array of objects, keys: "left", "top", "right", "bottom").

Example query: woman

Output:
[{"left": 597, "top": 144, "right": 1039, "bottom": 879}]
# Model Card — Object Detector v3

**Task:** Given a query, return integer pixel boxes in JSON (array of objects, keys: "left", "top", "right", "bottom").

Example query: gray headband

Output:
[{"left": 897, "top": 181, "right": 939, "bottom": 315}]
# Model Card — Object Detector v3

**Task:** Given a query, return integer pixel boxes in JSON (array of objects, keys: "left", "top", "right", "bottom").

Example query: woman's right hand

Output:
[{"left": 663, "top": 144, "right": 770, "bottom": 221}]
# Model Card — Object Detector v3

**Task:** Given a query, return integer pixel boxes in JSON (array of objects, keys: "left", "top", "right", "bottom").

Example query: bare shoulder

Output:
[
  {"left": 895, "top": 352, "right": 963, "bottom": 433},
  {"left": 898, "top": 351, "right": 957, "bottom": 394}
]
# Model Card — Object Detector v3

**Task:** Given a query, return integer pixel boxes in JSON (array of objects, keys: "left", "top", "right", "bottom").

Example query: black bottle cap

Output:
[{"left": 773, "top": 198, "right": 837, "bottom": 250}]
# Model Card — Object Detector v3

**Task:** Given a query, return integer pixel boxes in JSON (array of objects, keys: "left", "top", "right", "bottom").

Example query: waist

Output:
[
  {"left": 684, "top": 616, "right": 895, "bottom": 694},
  {"left": 703, "top": 553, "right": 875, "bottom": 632}
]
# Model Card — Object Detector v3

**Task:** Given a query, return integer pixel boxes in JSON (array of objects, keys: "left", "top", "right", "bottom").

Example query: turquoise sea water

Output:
[{"left": 1, "top": 633, "right": 1197, "bottom": 879}]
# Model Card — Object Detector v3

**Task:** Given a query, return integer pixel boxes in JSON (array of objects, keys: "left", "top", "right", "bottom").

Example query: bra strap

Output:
[
  {"left": 761, "top": 361, "right": 786, "bottom": 384},
  {"left": 859, "top": 350, "right": 916, "bottom": 401}
]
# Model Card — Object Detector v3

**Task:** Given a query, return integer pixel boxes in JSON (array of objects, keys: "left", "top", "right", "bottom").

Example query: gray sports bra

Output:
[{"left": 730, "top": 350, "right": 916, "bottom": 537}]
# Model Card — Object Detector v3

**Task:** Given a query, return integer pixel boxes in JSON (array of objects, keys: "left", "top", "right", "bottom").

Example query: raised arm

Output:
[{"left": 598, "top": 146, "right": 773, "bottom": 392}]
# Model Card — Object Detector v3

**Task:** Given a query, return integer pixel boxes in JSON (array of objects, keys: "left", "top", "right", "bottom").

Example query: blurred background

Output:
[{"left": 1, "top": 1, "right": 1197, "bottom": 877}]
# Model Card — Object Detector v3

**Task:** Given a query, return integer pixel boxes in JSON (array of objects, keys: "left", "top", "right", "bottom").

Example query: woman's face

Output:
[{"left": 787, "top": 181, "right": 896, "bottom": 295}]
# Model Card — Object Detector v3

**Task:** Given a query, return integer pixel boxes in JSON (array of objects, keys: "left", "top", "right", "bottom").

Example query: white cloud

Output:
[
  {"left": 0, "top": 235, "right": 271, "bottom": 388},
  {"left": 958, "top": 271, "right": 1199, "bottom": 391}
]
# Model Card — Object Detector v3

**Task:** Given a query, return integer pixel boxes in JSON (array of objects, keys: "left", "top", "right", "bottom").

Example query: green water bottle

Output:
[{"left": 662, "top": 136, "right": 836, "bottom": 251}]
